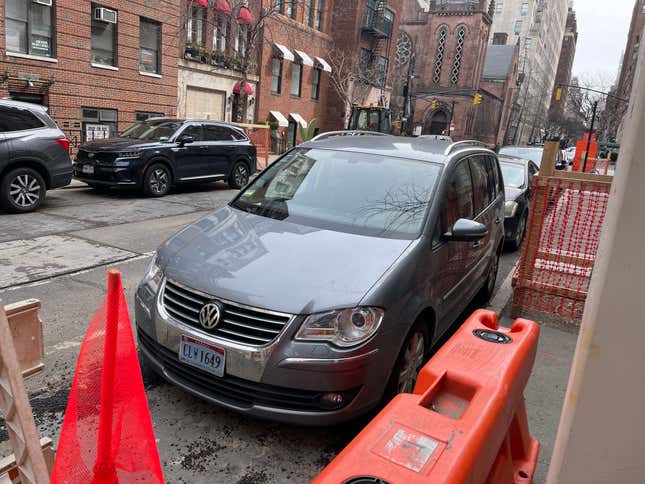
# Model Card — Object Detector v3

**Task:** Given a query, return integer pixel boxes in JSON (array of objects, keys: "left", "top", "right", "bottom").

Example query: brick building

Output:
[
  {"left": 400, "top": 0, "right": 494, "bottom": 140},
  {"left": 255, "top": 0, "right": 336, "bottom": 150},
  {"left": 326, "top": 0, "right": 403, "bottom": 126},
  {"left": 177, "top": 0, "right": 260, "bottom": 124},
  {"left": 547, "top": 6, "right": 577, "bottom": 124},
  {"left": 0, "top": 0, "right": 180, "bottom": 150},
  {"left": 479, "top": 42, "right": 520, "bottom": 146},
  {"left": 602, "top": 0, "right": 645, "bottom": 142}
]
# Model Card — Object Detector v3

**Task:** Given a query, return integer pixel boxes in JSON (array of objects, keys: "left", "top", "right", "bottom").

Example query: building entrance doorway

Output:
[{"left": 424, "top": 110, "right": 449, "bottom": 135}]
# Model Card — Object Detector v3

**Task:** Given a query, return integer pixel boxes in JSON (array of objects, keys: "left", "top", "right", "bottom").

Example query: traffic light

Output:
[
  {"left": 431, "top": 99, "right": 438, "bottom": 109},
  {"left": 555, "top": 87, "right": 563, "bottom": 101},
  {"left": 473, "top": 93, "right": 482, "bottom": 105}
]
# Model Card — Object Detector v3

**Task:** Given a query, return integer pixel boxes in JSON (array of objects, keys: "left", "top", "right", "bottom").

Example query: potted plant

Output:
[{"left": 184, "top": 41, "right": 201, "bottom": 60}]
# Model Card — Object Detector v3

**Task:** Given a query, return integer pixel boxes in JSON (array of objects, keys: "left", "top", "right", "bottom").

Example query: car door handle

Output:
[
  {"left": 472, "top": 240, "right": 482, "bottom": 248},
  {"left": 495, "top": 217, "right": 502, "bottom": 225}
]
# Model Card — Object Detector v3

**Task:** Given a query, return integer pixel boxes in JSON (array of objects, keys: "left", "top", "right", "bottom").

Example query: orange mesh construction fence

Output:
[
  {"left": 239, "top": 124, "right": 270, "bottom": 169},
  {"left": 512, "top": 176, "right": 612, "bottom": 322},
  {"left": 51, "top": 270, "right": 163, "bottom": 483}
]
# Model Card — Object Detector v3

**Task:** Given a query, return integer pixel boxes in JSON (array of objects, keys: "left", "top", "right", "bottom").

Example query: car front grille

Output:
[
  {"left": 76, "top": 149, "right": 117, "bottom": 164},
  {"left": 162, "top": 279, "right": 292, "bottom": 346},
  {"left": 138, "top": 330, "right": 354, "bottom": 412}
]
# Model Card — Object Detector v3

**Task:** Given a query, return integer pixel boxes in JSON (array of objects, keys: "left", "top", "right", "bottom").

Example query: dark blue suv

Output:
[{"left": 74, "top": 118, "right": 257, "bottom": 196}]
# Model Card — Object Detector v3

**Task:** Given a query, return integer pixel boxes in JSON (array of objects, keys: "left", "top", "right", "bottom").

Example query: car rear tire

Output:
[
  {"left": 0, "top": 167, "right": 46, "bottom": 213},
  {"left": 508, "top": 212, "right": 528, "bottom": 252},
  {"left": 143, "top": 163, "right": 171, "bottom": 197},
  {"left": 228, "top": 161, "right": 250, "bottom": 189},
  {"left": 384, "top": 321, "right": 430, "bottom": 401}
]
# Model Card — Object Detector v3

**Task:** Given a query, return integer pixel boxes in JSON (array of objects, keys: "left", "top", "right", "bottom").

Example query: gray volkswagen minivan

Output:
[{"left": 135, "top": 136, "right": 504, "bottom": 424}]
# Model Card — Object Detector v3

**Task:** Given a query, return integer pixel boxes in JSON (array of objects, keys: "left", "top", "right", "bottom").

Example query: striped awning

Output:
[
  {"left": 314, "top": 56, "right": 332, "bottom": 73},
  {"left": 269, "top": 111, "right": 289, "bottom": 127},
  {"left": 294, "top": 50, "right": 314, "bottom": 67},
  {"left": 273, "top": 43, "right": 295, "bottom": 62}
]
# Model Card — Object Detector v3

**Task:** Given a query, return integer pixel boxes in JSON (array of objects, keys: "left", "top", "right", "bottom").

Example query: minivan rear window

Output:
[
  {"left": 232, "top": 148, "right": 442, "bottom": 239},
  {"left": 0, "top": 106, "right": 45, "bottom": 132}
]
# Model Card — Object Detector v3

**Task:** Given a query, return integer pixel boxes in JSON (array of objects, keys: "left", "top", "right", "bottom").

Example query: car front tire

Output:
[
  {"left": 507, "top": 212, "right": 528, "bottom": 252},
  {"left": 0, "top": 167, "right": 46, "bottom": 213},
  {"left": 384, "top": 321, "right": 430, "bottom": 401},
  {"left": 143, "top": 163, "right": 172, "bottom": 197},
  {"left": 228, "top": 161, "right": 250, "bottom": 189}
]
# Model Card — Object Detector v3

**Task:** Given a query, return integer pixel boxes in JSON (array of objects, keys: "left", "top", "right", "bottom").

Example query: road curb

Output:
[{"left": 490, "top": 265, "right": 516, "bottom": 314}]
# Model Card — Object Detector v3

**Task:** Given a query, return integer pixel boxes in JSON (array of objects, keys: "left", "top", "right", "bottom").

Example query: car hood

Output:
[
  {"left": 80, "top": 137, "right": 162, "bottom": 151},
  {"left": 157, "top": 206, "right": 414, "bottom": 315},
  {"left": 505, "top": 186, "right": 524, "bottom": 202}
]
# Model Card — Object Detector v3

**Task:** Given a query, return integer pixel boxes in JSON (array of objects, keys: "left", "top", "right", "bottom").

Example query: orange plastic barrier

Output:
[
  {"left": 314, "top": 310, "right": 540, "bottom": 484},
  {"left": 51, "top": 270, "right": 164, "bottom": 483}
]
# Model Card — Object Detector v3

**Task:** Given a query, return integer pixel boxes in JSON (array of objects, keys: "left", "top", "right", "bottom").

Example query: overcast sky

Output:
[{"left": 572, "top": 0, "right": 636, "bottom": 82}]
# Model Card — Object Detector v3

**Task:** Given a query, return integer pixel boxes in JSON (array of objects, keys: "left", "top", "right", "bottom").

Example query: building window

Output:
[
  {"left": 520, "top": 3, "right": 529, "bottom": 15},
  {"left": 307, "top": 0, "right": 316, "bottom": 27},
  {"left": 236, "top": 24, "right": 249, "bottom": 56},
  {"left": 377, "top": 56, "right": 388, "bottom": 88},
  {"left": 316, "top": 0, "right": 325, "bottom": 30},
  {"left": 496, "top": 2, "right": 503, "bottom": 13},
  {"left": 450, "top": 28, "right": 466, "bottom": 84},
  {"left": 186, "top": 4, "right": 205, "bottom": 44},
  {"left": 136, "top": 111, "right": 164, "bottom": 121},
  {"left": 271, "top": 57, "right": 283, "bottom": 93},
  {"left": 91, "top": 4, "right": 117, "bottom": 66},
  {"left": 140, "top": 18, "right": 161, "bottom": 74},
  {"left": 5, "top": 0, "right": 55, "bottom": 58},
  {"left": 312, "top": 67, "right": 321, "bottom": 100},
  {"left": 82, "top": 108, "right": 118, "bottom": 142},
  {"left": 286, "top": 0, "right": 296, "bottom": 19},
  {"left": 291, "top": 63, "right": 303, "bottom": 97},
  {"left": 359, "top": 47, "right": 373, "bottom": 79},
  {"left": 433, "top": 28, "right": 447, "bottom": 84},
  {"left": 213, "top": 14, "right": 228, "bottom": 52},
  {"left": 514, "top": 20, "right": 523, "bottom": 34}
]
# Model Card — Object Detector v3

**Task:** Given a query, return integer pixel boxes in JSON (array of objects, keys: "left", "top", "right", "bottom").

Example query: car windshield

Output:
[
  {"left": 499, "top": 147, "right": 544, "bottom": 166},
  {"left": 231, "top": 148, "right": 442, "bottom": 239},
  {"left": 500, "top": 162, "right": 526, "bottom": 189},
  {"left": 120, "top": 120, "right": 182, "bottom": 141}
]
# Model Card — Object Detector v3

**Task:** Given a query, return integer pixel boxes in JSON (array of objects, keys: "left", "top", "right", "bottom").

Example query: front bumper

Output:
[
  {"left": 135, "top": 281, "right": 392, "bottom": 425},
  {"left": 73, "top": 162, "right": 139, "bottom": 186}
]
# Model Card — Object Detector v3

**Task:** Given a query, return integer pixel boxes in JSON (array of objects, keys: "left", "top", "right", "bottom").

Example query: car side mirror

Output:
[
  {"left": 178, "top": 135, "right": 194, "bottom": 146},
  {"left": 443, "top": 218, "right": 488, "bottom": 242}
]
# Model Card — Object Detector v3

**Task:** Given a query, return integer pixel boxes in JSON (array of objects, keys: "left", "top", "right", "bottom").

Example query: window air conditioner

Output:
[{"left": 94, "top": 7, "right": 118, "bottom": 24}]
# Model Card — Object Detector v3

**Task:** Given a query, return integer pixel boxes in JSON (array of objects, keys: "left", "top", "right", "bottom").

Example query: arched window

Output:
[
  {"left": 433, "top": 28, "right": 448, "bottom": 84},
  {"left": 451, "top": 28, "right": 466, "bottom": 84}
]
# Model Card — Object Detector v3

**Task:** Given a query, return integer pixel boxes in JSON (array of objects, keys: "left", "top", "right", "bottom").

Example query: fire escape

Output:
[{"left": 360, "top": 0, "right": 394, "bottom": 99}]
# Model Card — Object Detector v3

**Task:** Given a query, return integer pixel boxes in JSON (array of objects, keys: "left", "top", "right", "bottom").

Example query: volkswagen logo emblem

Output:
[{"left": 199, "top": 302, "right": 222, "bottom": 330}]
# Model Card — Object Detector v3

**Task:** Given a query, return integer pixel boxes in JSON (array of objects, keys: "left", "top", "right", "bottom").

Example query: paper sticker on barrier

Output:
[{"left": 373, "top": 424, "right": 445, "bottom": 473}]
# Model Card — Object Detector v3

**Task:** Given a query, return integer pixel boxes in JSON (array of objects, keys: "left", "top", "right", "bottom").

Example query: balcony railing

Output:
[{"left": 362, "top": 7, "right": 393, "bottom": 39}]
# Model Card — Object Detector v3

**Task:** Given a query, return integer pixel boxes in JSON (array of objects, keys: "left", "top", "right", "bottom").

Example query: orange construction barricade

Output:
[{"left": 314, "top": 310, "right": 540, "bottom": 484}]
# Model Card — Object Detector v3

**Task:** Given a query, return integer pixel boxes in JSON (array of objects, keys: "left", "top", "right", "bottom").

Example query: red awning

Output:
[
  {"left": 237, "top": 6, "right": 253, "bottom": 24},
  {"left": 189, "top": 0, "right": 208, "bottom": 6},
  {"left": 214, "top": 0, "right": 232, "bottom": 15},
  {"left": 233, "top": 80, "right": 253, "bottom": 96}
]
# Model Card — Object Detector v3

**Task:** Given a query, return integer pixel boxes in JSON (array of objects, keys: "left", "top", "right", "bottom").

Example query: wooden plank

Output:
[
  {"left": 236, "top": 122, "right": 270, "bottom": 130},
  {"left": 539, "top": 141, "right": 560, "bottom": 177},
  {"left": 3, "top": 300, "right": 44, "bottom": 380},
  {"left": 0, "top": 305, "right": 50, "bottom": 484},
  {"left": 552, "top": 170, "right": 613, "bottom": 184},
  {"left": 0, "top": 438, "right": 53, "bottom": 478}
]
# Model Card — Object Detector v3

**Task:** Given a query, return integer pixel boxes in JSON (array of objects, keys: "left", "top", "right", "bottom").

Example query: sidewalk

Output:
[{"left": 491, "top": 269, "right": 578, "bottom": 483}]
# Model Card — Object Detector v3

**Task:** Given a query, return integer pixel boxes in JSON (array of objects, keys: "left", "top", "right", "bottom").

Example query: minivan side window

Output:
[
  {"left": 470, "top": 156, "right": 494, "bottom": 215},
  {"left": 0, "top": 106, "right": 44, "bottom": 132},
  {"left": 433, "top": 161, "right": 474, "bottom": 246}
]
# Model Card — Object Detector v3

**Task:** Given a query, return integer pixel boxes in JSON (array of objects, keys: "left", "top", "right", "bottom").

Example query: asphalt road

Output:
[{"left": 0, "top": 182, "right": 564, "bottom": 483}]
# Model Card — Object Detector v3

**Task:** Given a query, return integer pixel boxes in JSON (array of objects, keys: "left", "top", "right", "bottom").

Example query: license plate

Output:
[
  {"left": 178, "top": 335, "right": 225, "bottom": 377},
  {"left": 82, "top": 165, "right": 94, "bottom": 174}
]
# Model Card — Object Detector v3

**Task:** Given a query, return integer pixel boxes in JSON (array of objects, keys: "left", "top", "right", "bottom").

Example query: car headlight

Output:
[
  {"left": 505, "top": 201, "right": 519, "bottom": 218},
  {"left": 295, "top": 307, "right": 384, "bottom": 347},
  {"left": 116, "top": 151, "right": 143, "bottom": 160},
  {"left": 142, "top": 254, "right": 163, "bottom": 291}
]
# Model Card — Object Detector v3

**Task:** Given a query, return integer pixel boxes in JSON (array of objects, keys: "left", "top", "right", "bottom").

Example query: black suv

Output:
[
  {"left": 0, "top": 99, "right": 72, "bottom": 213},
  {"left": 74, "top": 118, "right": 257, "bottom": 196}
]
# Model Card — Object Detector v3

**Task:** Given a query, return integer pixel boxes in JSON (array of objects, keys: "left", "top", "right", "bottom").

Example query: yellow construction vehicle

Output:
[{"left": 347, "top": 105, "right": 393, "bottom": 134}]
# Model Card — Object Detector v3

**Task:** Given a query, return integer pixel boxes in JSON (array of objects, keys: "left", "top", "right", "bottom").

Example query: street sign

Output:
[{"left": 450, "top": 123, "right": 456, "bottom": 132}]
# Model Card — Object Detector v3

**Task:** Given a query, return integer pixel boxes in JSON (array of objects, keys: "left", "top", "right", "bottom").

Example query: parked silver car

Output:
[{"left": 136, "top": 137, "right": 505, "bottom": 424}]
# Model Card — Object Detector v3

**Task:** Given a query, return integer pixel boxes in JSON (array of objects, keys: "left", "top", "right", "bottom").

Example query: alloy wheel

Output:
[
  {"left": 516, "top": 214, "right": 527, "bottom": 247},
  {"left": 149, "top": 168, "right": 169, "bottom": 195},
  {"left": 397, "top": 332, "right": 426, "bottom": 394},
  {"left": 234, "top": 164, "right": 249, "bottom": 187},
  {"left": 9, "top": 174, "right": 41, "bottom": 209}
]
